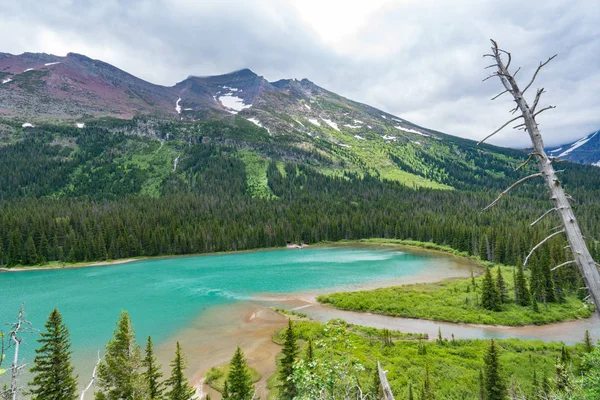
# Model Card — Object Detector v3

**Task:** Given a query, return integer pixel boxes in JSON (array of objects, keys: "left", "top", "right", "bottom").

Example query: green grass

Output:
[
  {"left": 239, "top": 149, "right": 276, "bottom": 198},
  {"left": 204, "top": 364, "right": 261, "bottom": 393},
  {"left": 269, "top": 319, "right": 589, "bottom": 399},
  {"left": 318, "top": 263, "right": 593, "bottom": 326}
]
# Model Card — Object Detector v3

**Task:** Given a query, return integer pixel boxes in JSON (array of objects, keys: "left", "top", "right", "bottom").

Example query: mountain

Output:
[
  {"left": 547, "top": 130, "right": 600, "bottom": 167},
  {"left": 1, "top": 51, "right": 544, "bottom": 192},
  {"left": 1, "top": 52, "right": 600, "bottom": 270}
]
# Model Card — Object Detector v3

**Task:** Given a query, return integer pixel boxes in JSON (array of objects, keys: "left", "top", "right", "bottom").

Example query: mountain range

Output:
[
  {"left": 0, "top": 51, "right": 597, "bottom": 200},
  {"left": 547, "top": 130, "right": 600, "bottom": 167}
]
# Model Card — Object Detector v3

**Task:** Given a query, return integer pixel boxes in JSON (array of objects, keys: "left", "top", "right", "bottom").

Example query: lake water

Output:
[
  {"left": 1, "top": 244, "right": 597, "bottom": 397},
  {"left": 0, "top": 246, "right": 471, "bottom": 375}
]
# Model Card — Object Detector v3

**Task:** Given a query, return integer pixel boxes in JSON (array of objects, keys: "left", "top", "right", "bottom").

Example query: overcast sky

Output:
[{"left": 1, "top": 0, "right": 598, "bottom": 147}]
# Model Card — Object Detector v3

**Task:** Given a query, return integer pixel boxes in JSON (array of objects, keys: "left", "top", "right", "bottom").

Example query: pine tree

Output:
[
  {"left": 222, "top": 381, "right": 230, "bottom": 400},
  {"left": 515, "top": 263, "right": 530, "bottom": 306},
  {"left": 483, "top": 339, "right": 506, "bottom": 400},
  {"left": 143, "top": 336, "right": 164, "bottom": 400},
  {"left": 496, "top": 268, "right": 508, "bottom": 304},
  {"left": 481, "top": 267, "right": 501, "bottom": 311},
  {"left": 478, "top": 368, "right": 484, "bottom": 400},
  {"left": 305, "top": 338, "right": 314, "bottom": 361},
  {"left": 95, "top": 311, "right": 145, "bottom": 400},
  {"left": 583, "top": 330, "right": 594, "bottom": 353},
  {"left": 29, "top": 309, "right": 78, "bottom": 400},
  {"left": 278, "top": 319, "right": 298, "bottom": 400},
  {"left": 370, "top": 367, "right": 380, "bottom": 400},
  {"left": 421, "top": 364, "right": 434, "bottom": 400},
  {"left": 555, "top": 357, "right": 570, "bottom": 393},
  {"left": 165, "top": 342, "right": 195, "bottom": 400},
  {"left": 23, "top": 235, "right": 38, "bottom": 265},
  {"left": 225, "top": 347, "right": 253, "bottom": 400},
  {"left": 531, "top": 295, "right": 540, "bottom": 313},
  {"left": 531, "top": 370, "right": 538, "bottom": 398}
]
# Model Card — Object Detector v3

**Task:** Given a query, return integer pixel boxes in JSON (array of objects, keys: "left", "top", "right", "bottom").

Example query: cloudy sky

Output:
[{"left": 1, "top": 0, "right": 598, "bottom": 147}]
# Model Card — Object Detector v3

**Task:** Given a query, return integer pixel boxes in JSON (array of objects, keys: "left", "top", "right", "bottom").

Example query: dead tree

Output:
[
  {"left": 4, "top": 305, "right": 33, "bottom": 400},
  {"left": 480, "top": 39, "right": 600, "bottom": 314},
  {"left": 80, "top": 351, "right": 103, "bottom": 400},
  {"left": 377, "top": 362, "right": 395, "bottom": 400}
]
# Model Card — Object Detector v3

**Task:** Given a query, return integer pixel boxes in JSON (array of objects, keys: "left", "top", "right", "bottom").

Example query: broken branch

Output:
[
  {"left": 478, "top": 115, "right": 523, "bottom": 145},
  {"left": 524, "top": 229, "right": 565, "bottom": 267},
  {"left": 522, "top": 55, "right": 558, "bottom": 94},
  {"left": 483, "top": 173, "right": 543, "bottom": 211},
  {"left": 551, "top": 260, "right": 576, "bottom": 272}
]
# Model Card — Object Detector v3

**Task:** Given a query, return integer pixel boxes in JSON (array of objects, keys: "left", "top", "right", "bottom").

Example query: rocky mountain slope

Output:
[
  {"left": 547, "top": 130, "right": 600, "bottom": 167},
  {"left": 0, "top": 51, "right": 571, "bottom": 193}
]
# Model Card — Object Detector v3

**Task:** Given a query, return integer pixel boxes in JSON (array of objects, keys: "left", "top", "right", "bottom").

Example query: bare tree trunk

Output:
[
  {"left": 7, "top": 306, "right": 32, "bottom": 400},
  {"left": 377, "top": 362, "right": 395, "bottom": 400},
  {"left": 482, "top": 40, "right": 600, "bottom": 314}
]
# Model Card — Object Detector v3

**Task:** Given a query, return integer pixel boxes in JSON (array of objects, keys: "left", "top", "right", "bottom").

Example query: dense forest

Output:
[{"left": 0, "top": 119, "right": 599, "bottom": 272}]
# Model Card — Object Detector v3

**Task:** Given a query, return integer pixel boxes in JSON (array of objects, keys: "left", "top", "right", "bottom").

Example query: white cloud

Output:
[{"left": 0, "top": 0, "right": 597, "bottom": 147}]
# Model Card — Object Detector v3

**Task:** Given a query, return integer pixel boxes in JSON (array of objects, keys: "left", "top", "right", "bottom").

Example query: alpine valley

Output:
[
  {"left": 0, "top": 51, "right": 599, "bottom": 266},
  {"left": 2, "top": 49, "right": 600, "bottom": 400}
]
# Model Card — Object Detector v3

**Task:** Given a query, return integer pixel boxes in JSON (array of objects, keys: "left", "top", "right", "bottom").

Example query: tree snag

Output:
[{"left": 481, "top": 39, "right": 600, "bottom": 315}]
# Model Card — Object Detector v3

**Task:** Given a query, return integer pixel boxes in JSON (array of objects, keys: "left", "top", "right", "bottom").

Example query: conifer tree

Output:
[
  {"left": 478, "top": 368, "right": 484, "bottom": 400},
  {"left": 555, "top": 357, "right": 570, "bottom": 393},
  {"left": 531, "top": 370, "right": 538, "bottom": 398},
  {"left": 583, "top": 330, "right": 594, "bottom": 353},
  {"left": 483, "top": 339, "right": 506, "bottom": 400},
  {"left": 370, "top": 367, "right": 380, "bottom": 400},
  {"left": 222, "top": 381, "right": 230, "bottom": 400},
  {"left": 165, "top": 342, "right": 195, "bottom": 400},
  {"left": 305, "top": 338, "right": 314, "bottom": 362},
  {"left": 23, "top": 235, "right": 38, "bottom": 265},
  {"left": 481, "top": 267, "right": 501, "bottom": 311},
  {"left": 531, "top": 296, "right": 540, "bottom": 313},
  {"left": 29, "top": 309, "right": 78, "bottom": 400},
  {"left": 95, "top": 311, "right": 145, "bottom": 400},
  {"left": 515, "top": 263, "right": 530, "bottom": 306},
  {"left": 278, "top": 320, "right": 298, "bottom": 400},
  {"left": 143, "top": 336, "right": 164, "bottom": 400},
  {"left": 225, "top": 347, "right": 253, "bottom": 400},
  {"left": 496, "top": 268, "right": 508, "bottom": 304},
  {"left": 421, "top": 364, "right": 434, "bottom": 400}
]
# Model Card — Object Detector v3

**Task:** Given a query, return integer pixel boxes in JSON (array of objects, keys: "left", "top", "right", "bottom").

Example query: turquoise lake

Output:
[{"left": 0, "top": 245, "right": 471, "bottom": 371}]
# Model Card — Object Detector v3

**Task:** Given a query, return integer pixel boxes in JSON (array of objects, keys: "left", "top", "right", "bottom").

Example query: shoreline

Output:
[{"left": 0, "top": 238, "right": 485, "bottom": 273}]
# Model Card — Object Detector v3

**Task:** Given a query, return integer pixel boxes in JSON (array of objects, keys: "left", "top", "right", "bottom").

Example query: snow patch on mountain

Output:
[
  {"left": 293, "top": 119, "right": 305, "bottom": 127},
  {"left": 247, "top": 118, "right": 270, "bottom": 134},
  {"left": 75, "top": 122, "right": 85, "bottom": 128},
  {"left": 223, "top": 86, "right": 239, "bottom": 92},
  {"left": 322, "top": 118, "right": 340, "bottom": 131},
  {"left": 354, "top": 135, "right": 365, "bottom": 140},
  {"left": 1, "top": 78, "right": 11, "bottom": 84},
  {"left": 549, "top": 147, "right": 562, "bottom": 153},
  {"left": 381, "top": 115, "right": 387, "bottom": 119},
  {"left": 44, "top": 62, "right": 61, "bottom": 66},
  {"left": 175, "top": 98, "right": 182, "bottom": 114},
  {"left": 22, "top": 123, "right": 34, "bottom": 128},
  {"left": 354, "top": 120, "right": 364, "bottom": 124},
  {"left": 304, "top": 103, "right": 311, "bottom": 110},
  {"left": 344, "top": 124, "right": 361, "bottom": 129},
  {"left": 308, "top": 118, "right": 321, "bottom": 127},
  {"left": 382, "top": 134, "right": 397, "bottom": 141},
  {"left": 219, "top": 94, "right": 251, "bottom": 113},
  {"left": 396, "top": 126, "right": 430, "bottom": 137},
  {"left": 23, "top": 68, "right": 34, "bottom": 72},
  {"left": 557, "top": 131, "right": 598, "bottom": 157}
]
